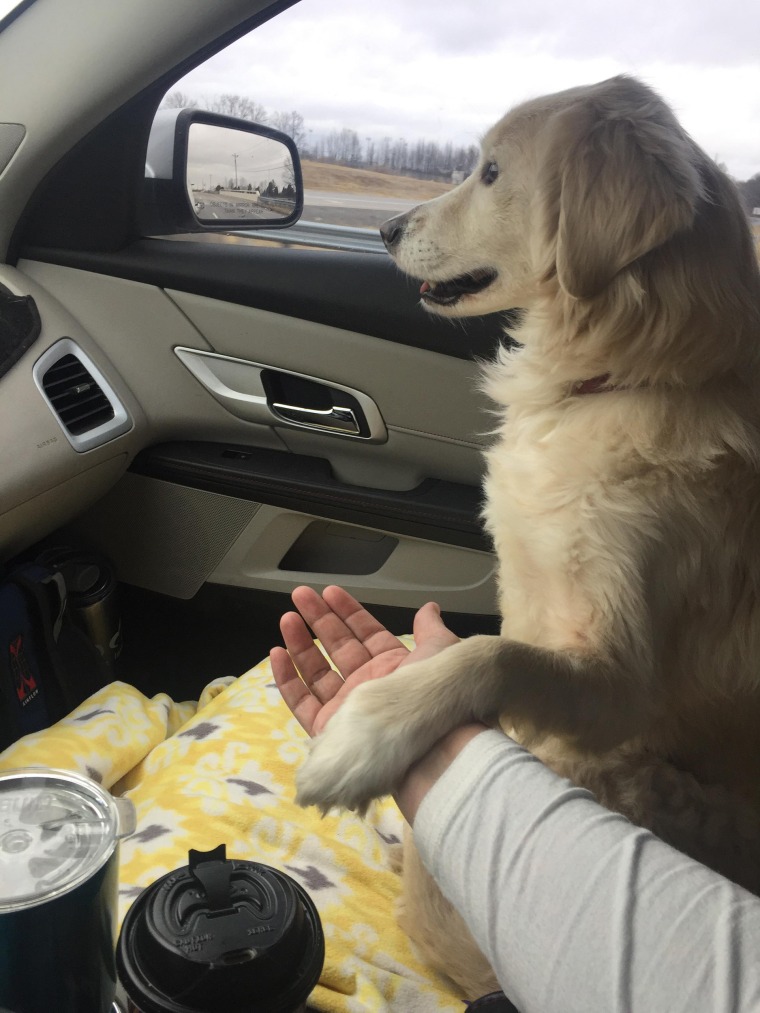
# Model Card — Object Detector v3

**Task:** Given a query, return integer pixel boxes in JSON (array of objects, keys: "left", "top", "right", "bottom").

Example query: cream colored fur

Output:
[{"left": 296, "top": 76, "right": 760, "bottom": 997}]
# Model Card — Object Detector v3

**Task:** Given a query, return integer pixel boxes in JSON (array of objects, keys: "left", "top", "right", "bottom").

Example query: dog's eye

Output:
[{"left": 481, "top": 161, "right": 499, "bottom": 185}]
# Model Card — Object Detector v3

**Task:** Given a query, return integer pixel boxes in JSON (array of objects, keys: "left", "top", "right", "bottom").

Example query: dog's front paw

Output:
[{"left": 295, "top": 678, "right": 419, "bottom": 814}]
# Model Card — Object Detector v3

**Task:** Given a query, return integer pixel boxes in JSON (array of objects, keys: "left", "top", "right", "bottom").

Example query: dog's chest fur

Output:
[
  {"left": 480, "top": 377, "right": 760, "bottom": 799},
  {"left": 481, "top": 393, "right": 648, "bottom": 654}
]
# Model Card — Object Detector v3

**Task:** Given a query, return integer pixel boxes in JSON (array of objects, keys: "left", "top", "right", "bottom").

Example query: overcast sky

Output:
[
  {"left": 2, "top": 0, "right": 758, "bottom": 180},
  {"left": 176, "top": 0, "right": 760, "bottom": 182}
]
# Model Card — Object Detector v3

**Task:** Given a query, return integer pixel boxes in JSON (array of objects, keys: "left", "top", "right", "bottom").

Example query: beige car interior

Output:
[{"left": 0, "top": 0, "right": 497, "bottom": 622}]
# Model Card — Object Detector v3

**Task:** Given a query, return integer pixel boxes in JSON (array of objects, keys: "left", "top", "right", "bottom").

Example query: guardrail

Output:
[
  {"left": 257, "top": 196, "right": 297, "bottom": 214},
  {"left": 232, "top": 219, "right": 387, "bottom": 254},
  {"left": 241, "top": 216, "right": 760, "bottom": 253}
]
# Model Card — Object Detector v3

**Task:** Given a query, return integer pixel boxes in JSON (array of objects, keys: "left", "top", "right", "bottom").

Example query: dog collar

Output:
[{"left": 573, "top": 374, "right": 612, "bottom": 395}]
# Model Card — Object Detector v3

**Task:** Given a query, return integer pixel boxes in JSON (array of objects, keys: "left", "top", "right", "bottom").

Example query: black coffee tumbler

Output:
[
  {"left": 69, "top": 557, "right": 121, "bottom": 671},
  {"left": 0, "top": 767, "right": 135, "bottom": 1013},
  {"left": 117, "top": 844, "right": 325, "bottom": 1013}
]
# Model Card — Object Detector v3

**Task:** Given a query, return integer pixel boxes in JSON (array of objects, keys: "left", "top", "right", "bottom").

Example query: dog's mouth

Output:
[{"left": 420, "top": 268, "right": 498, "bottom": 307}]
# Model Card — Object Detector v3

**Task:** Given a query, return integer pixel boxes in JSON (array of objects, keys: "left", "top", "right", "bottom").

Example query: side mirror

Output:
[{"left": 144, "top": 108, "right": 303, "bottom": 233}]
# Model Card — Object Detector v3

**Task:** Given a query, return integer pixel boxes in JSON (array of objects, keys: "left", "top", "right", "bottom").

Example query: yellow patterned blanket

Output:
[{"left": 0, "top": 650, "right": 463, "bottom": 1012}]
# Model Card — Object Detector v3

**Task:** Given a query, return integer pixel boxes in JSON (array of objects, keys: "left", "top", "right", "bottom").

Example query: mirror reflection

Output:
[{"left": 186, "top": 123, "right": 298, "bottom": 224}]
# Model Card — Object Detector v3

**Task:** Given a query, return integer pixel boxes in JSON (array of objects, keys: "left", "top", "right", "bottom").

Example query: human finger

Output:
[
  {"left": 291, "top": 585, "right": 404, "bottom": 678},
  {"left": 322, "top": 585, "right": 406, "bottom": 657},
  {"left": 270, "top": 645, "right": 322, "bottom": 736},
  {"left": 279, "top": 609, "right": 345, "bottom": 703}
]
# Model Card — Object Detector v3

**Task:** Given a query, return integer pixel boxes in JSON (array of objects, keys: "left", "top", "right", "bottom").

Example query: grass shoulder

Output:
[{"left": 301, "top": 160, "right": 453, "bottom": 201}]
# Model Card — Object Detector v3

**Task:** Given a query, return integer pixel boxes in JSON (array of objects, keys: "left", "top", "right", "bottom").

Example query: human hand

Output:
[{"left": 271, "top": 584, "right": 459, "bottom": 737}]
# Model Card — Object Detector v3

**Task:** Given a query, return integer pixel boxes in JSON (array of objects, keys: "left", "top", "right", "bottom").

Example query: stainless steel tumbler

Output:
[{"left": 0, "top": 767, "right": 134, "bottom": 1012}]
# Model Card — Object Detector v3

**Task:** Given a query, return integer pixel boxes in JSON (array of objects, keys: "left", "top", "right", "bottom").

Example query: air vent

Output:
[
  {"left": 41, "top": 353, "right": 115, "bottom": 435},
  {"left": 33, "top": 338, "right": 132, "bottom": 452}
]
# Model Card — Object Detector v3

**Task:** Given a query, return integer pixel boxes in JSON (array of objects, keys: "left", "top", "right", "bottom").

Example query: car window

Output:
[
  {"left": 0, "top": 0, "right": 35, "bottom": 31},
  {"left": 157, "top": 0, "right": 760, "bottom": 254}
]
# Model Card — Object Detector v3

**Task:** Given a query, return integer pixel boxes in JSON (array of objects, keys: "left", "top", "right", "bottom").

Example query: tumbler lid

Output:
[
  {"left": 36, "top": 545, "right": 115, "bottom": 605},
  {"left": 117, "top": 845, "right": 325, "bottom": 1013},
  {"left": 0, "top": 767, "right": 123, "bottom": 912}
]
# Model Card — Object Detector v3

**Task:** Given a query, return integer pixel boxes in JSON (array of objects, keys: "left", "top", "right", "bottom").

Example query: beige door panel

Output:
[
  {"left": 20, "top": 262, "right": 490, "bottom": 492},
  {"left": 209, "top": 504, "right": 497, "bottom": 614},
  {"left": 165, "top": 290, "right": 490, "bottom": 451},
  {"left": 17, "top": 262, "right": 496, "bottom": 614},
  {"left": 69, "top": 472, "right": 497, "bottom": 613}
]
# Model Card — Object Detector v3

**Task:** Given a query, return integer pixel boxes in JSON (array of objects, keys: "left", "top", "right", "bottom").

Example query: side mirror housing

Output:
[{"left": 143, "top": 108, "right": 303, "bottom": 234}]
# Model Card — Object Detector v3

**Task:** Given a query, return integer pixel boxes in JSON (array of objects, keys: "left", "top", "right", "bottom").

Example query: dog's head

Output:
[{"left": 381, "top": 76, "right": 707, "bottom": 314}]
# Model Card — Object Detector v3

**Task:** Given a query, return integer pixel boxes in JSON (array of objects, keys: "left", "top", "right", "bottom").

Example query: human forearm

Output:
[
  {"left": 394, "top": 722, "right": 488, "bottom": 823},
  {"left": 411, "top": 730, "right": 760, "bottom": 1013}
]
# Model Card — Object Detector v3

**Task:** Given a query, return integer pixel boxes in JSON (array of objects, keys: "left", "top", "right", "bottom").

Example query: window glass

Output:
[
  {"left": 0, "top": 0, "right": 34, "bottom": 30},
  {"left": 162, "top": 0, "right": 760, "bottom": 252}
]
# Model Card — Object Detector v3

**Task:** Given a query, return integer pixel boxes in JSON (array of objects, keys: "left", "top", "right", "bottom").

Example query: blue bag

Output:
[{"left": 0, "top": 562, "right": 108, "bottom": 752}]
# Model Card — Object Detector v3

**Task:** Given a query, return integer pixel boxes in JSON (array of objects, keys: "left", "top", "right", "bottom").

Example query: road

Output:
[
  {"left": 303, "top": 188, "right": 417, "bottom": 228},
  {"left": 192, "top": 187, "right": 419, "bottom": 230},
  {"left": 304, "top": 189, "right": 417, "bottom": 212}
]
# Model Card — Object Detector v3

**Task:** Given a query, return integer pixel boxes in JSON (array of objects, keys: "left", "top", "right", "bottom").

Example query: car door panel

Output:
[
  {"left": 66, "top": 470, "right": 496, "bottom": 613},
  {"left": 172, "top": 347, "right": 389, "bottom": 442},
  {"left": 22, "top": 241, "right": 508, "bottom": 360},
  {"left": 208, "top": 505, "right": 496, "bottom": 613},
  {"left": 19, "top": 258, "right": 492, "bottom": 486},
  {"left": 165, "top": 287, "right": 491, "bottom": 465},
  {"left": 17, "top": 252, "right": 500, "bottom": 616},
  {"left": 18, "top": 260, "right": 292, "bottom": 453}
]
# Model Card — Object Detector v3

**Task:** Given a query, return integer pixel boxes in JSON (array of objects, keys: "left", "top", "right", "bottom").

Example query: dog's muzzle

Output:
[
  {"left": 379, "top": 211, "right": 497, "bottom": 307},
  {"left": 419, "top": 269, "right": 498, "bottom": 306},
  {"left": 380, "top": 211, "right": 410, "bottom": 251}
]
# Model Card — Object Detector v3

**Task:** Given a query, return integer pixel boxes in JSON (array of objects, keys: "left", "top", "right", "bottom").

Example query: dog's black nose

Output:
[{"left": 380, "top": 212, "right": 409, "bottom": 251}]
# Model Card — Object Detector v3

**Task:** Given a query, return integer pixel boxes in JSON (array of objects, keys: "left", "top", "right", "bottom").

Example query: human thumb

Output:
[{"left": 413, "top": 601, "right": 458, "bottom": 646}]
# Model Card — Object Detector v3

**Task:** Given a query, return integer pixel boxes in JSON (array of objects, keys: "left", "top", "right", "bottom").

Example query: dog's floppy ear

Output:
[{"left": 549, "top": 78, "right": 703, "bottom": 299}]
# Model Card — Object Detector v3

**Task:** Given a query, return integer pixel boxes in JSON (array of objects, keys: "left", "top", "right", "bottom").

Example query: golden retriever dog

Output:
[{"left": 295, "top": 75, "right": 760, "bottom": 996}]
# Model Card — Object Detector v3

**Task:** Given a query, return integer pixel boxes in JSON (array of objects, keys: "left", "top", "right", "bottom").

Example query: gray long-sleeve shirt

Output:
[{"left": 413, "top": 730, "right": 760, "bottom": 1013}]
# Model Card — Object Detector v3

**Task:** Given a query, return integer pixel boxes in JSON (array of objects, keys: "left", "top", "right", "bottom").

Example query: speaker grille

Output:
[{"left": 69, "top": 474, "right": 260, "bottom": 599}]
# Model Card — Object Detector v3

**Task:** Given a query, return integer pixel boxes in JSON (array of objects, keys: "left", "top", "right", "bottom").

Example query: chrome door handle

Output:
[
  {"left": 174, "top": 347, "right": 387, "bottom": 442},
  {"left": 271, "top": 402, "right": 361, "bottom": 435}
]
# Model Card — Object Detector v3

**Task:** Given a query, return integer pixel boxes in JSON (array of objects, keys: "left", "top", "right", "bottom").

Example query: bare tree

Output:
[
  {"left": 271, "top": 110, "right": 306, "bottom": 150},
  {"left": 162, "top": 88, "right": 483, "bottom": 183},
  {"left": 324, "top": 131, "right": 341, "bottom": 162},
  {"left": 205, "top": 94, "right": 268, "bottom": 123},
  {"left": 161, "top": 91, "right": 198, "bottom": 109}
]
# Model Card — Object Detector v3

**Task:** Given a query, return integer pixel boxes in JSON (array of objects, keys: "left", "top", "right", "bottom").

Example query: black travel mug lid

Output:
[
  {"left": 116, "top": 845, "right": 324, "bottom": 1013},
  {"left": 37, "top": 545, "right": 115, "bottom": 605}
]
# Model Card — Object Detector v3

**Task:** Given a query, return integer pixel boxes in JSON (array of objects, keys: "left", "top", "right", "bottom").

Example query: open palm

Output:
[{"left": 271, "top": 585, "right": 459, "bottom": 737}]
